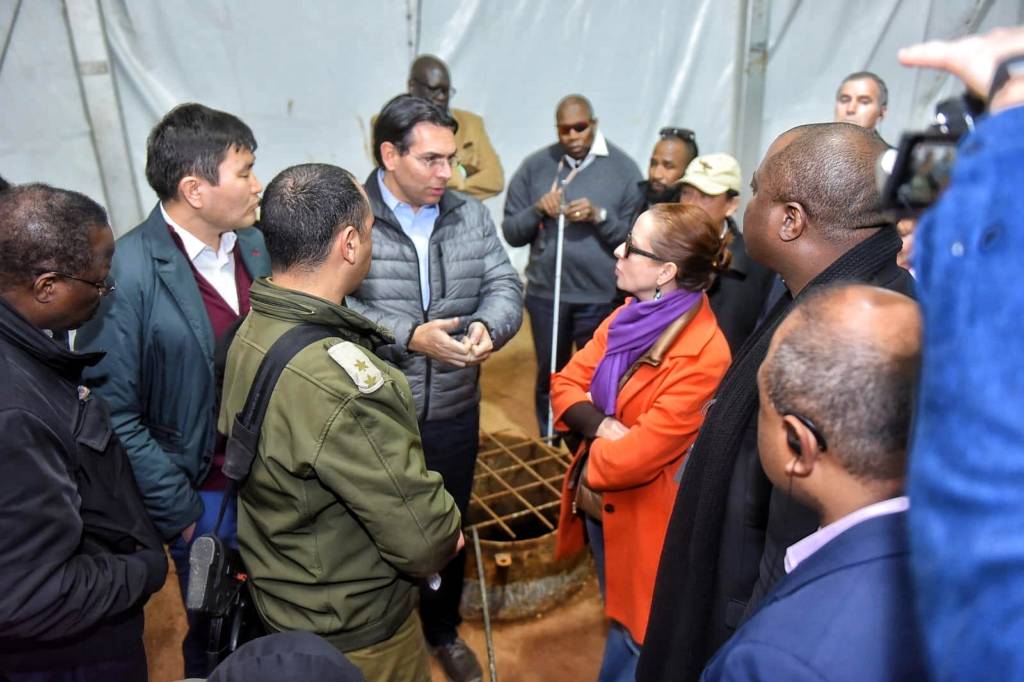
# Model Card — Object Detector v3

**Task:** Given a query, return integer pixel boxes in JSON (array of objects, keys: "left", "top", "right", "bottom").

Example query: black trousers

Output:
[
  {"left": 525, "top": 294, "right": 614, "bottom": 436},
  {"left": 5, "top": 647, "right": 147, "bottom": 682},
  {"left": 418, "top": 405, "right": 480, "bottom": 647}
]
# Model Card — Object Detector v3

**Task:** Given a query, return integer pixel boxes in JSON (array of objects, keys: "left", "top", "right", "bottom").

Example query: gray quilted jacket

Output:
[{"left": 348, "top": 172, "right": 524, "bottom": 422}]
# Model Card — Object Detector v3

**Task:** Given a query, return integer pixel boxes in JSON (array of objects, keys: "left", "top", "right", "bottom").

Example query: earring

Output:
[{"left": 654, "top": 286, "right": 662, "bottom": 300}]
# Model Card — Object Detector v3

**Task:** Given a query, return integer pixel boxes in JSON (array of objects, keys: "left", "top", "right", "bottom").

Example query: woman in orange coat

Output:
[{"left": 551, "top": 203, "right": 732, "bottom": 681}]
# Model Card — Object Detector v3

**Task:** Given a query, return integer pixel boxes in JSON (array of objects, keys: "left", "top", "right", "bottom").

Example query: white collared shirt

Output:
[
  {"left": 561, "top": 130, "right": 610, "bottom": 173},
  {"left": 161, "top": 204, "right": 240, "bottom": 313},
  {"left": 376, "top": 170, "right": 439, "bottom": 310},
  {"left": 784, "top": 496, "right": 910, "bottom": 573}
]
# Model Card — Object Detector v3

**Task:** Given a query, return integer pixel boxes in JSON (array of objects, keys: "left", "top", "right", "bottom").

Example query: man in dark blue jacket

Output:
[
  {"left": 75, "top": 103, "right": 271, "bottom": 676},
  {"left": 0, "top": 184, "right": 167, "bottom": 680},
  {"left": 701, "top": 283, "right": 926, "bottom": 681}
]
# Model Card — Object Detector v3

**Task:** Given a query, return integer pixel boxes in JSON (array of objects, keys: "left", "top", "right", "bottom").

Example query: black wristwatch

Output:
[{"left": 987, "top": 53, "right": 1024, "bottom": 105}]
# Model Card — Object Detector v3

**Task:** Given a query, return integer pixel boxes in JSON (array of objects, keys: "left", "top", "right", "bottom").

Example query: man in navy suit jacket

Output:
[{"left": 701, "top": 284, "right": 928, "bottom": 681}]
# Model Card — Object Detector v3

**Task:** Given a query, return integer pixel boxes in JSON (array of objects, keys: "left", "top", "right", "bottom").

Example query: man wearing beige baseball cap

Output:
[{"left": 679, "top": 153, "right": 776, "bottom": 353}]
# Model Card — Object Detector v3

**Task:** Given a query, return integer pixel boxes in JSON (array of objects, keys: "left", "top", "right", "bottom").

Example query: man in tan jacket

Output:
[{"left": 408, "top": 54, "right": 504, "bottom": 201}]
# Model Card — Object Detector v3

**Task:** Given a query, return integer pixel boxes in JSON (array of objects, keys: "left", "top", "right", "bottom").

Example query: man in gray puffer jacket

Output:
[{"left": 348, "top": 94, "right": 522, "bottom": 682}]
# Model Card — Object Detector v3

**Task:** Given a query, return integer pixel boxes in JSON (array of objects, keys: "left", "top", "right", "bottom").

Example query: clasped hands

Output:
[
  {"left": 535, "top": 189, "right": 602, "bottom": 223},
  {"left": 409, "top": 317, "right": 493, "bottom": 368}
]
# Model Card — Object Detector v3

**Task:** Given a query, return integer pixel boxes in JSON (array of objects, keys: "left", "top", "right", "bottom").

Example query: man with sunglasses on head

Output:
[
  {"left": 348, "top": 93, "right": 522, "bottom": 682},
  {"left": 503, "top": 93, "right": 643, "bottom": 437},
  {"left": 636, "top": 127, "right": 700, "bottom": 212},
  {"left": 407, "top": 54, "right": 504, "bottom": 201},
  {"left": 700, "top": 284, "right": 926, "bottom": 681}
]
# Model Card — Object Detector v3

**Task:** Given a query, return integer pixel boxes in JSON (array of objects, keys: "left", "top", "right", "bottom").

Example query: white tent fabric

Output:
[{"left": 2, "top": 0, "right": 1022, "bottom": 254}]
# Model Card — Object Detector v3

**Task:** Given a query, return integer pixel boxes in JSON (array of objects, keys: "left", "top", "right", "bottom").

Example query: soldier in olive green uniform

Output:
[{"left": 219, "top": 164, "right": 461, "bottom": 682}]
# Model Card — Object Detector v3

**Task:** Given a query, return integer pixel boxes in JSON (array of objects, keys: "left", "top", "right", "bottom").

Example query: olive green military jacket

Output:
[{"left": 219, "top": 278, "right": 461, "bottom": 652}]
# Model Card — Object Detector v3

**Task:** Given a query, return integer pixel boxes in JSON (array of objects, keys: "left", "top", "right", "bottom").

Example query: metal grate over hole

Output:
[{"left": 467, "top": 432, "right": 573, "bottom": 542}]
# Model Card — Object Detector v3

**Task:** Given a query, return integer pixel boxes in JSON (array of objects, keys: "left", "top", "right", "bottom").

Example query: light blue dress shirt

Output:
[{"left": 377, "top": 170, "right": 439, "bottom": 310}]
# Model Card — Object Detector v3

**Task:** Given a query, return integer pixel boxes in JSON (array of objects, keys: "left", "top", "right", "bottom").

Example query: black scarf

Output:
[{"left": 637, "top": 227, "right": 906, "bottom": 682}]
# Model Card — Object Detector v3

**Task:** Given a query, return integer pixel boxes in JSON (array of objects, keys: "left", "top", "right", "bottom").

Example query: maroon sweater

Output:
[{"left": 167, "top": 226, "right": 253, "bottom": 490}]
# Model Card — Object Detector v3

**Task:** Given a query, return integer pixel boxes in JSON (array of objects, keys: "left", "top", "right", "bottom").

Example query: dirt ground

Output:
[{"left": 143, "top": 315, "right": 608, "bottom": 681}]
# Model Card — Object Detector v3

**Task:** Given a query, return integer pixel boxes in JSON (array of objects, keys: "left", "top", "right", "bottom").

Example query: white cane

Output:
[{"left": 546, "top": 208, "right": 566, "bottom": 441}]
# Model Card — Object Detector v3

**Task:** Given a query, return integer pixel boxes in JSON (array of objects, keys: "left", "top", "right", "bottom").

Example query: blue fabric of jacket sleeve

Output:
[
  {"left": 699, "top": 641, "right": 825, "bottom": 681},
  {"left": 75, "top": 245, "right": 204, "bottom": 540},
  {"left": 907, "top": 105, "right": 1024, "bottom": 680}
]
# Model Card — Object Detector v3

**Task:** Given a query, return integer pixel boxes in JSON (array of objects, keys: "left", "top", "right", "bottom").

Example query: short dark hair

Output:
[
  {"left": 658, "top": 127, "right": 699, "bottom": 161},
  {"left": 373, "top": 94, "right": 458, "bottom": 167},
  {"left": 762, "top": 284, "right": 919, "bottom": 481},
  {"left": 839, "top": 71, "right": 889, "bottom": 107},
  {"left": 0, "top": 175, "right": 10, "bottom": 192},
  {"left": 259, "top": 164, "right": 368, "bottom": 272},
  {"left": 145, "top": 103, "right": 257, "bottom": 201},
  {"left": 761, "top": 122, "right": 888, "bottom": 240},
  {"left": 0, "top": 183, "right": 108, "bottom": 290}
]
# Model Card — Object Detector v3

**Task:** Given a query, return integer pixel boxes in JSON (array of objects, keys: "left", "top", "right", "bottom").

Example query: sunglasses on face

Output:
[
  {"left": 624, "top": 231, "right": 664, "bottom": 261},
  {"left": 557, "top": 121, "right": 592, "bottom": 136},
  {"left": 659, "top": 126, "right": 696, "bottom": 143}
]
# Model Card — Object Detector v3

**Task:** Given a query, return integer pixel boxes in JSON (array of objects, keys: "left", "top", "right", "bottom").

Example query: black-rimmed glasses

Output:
[
  {"left": 48, "top": 272, "right": 117, "bottom": 297},
  {"left": 624, "top": 231, "right": 665, "bottom": 261},
  {"left": 411, "top": 77, "right": 456, "bottom": 99}
]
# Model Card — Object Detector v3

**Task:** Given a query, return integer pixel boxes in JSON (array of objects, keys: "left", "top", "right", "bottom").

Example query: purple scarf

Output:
[{"left": 589, "top": 289, "right": 701, "bottom": 415}]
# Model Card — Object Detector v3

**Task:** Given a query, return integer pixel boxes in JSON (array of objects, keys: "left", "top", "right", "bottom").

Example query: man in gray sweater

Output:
[{"left": 503, "top": 94, "right": 643, "bottom": 435}]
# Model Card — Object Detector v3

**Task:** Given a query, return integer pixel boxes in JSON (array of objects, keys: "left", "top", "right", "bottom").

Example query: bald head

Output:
[
  {"left": 556, "top": 94, "right": 594, "bottom": 120},
  {"left": 760, "top": 122, "right": 888, "bottom": 240},
  {"left": 762, "top": 284, "right": 921, "bottom": 481},
  {"left": 408, "top": 55, "right": 451, "bottom": 110}
]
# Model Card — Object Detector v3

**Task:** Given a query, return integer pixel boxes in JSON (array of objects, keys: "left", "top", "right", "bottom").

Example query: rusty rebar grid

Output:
[{"left": 468, "top": 432, "right": 573, "bottom": 541}]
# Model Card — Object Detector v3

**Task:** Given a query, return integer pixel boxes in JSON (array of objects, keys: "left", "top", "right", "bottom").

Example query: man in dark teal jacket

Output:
[{"left": 75, "top": 103, "right": 271, "bottom": 677}]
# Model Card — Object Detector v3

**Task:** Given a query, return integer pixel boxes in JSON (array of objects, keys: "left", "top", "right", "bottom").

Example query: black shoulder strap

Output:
[{"left": 212, "top": 323, "right": 336, "bottom": 536}]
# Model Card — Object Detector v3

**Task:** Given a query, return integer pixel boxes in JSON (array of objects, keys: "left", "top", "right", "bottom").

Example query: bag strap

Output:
[{"left": 212, "top": 323, "right": 336, "bottom": 536}]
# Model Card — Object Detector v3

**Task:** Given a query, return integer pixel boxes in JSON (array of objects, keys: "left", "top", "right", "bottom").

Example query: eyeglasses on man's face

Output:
[
  {"left": 47, "top": 271, "right": 117, "bottom": 297},
  {"left": 624, "top": 231, "right": 665, "bottom": 261},
  {"left": 557, "top": 121, "right": 592, "bottom": 136},
  {"left": 412, "top": 153, "right": 458, "bottom": 171},
  {"left": 411, "top": 77, "right": 456, "bottom": 99}
]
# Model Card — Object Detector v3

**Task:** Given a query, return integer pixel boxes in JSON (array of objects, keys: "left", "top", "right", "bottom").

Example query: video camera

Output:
[{"left": 877, "top": 93, "right": 985, "bottom": 216}]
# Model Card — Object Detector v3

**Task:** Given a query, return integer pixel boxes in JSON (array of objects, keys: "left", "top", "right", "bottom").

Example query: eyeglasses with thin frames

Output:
[
  {"left": 46, "top": 272, "right": 117, "bottom": 297},
  {"left": 624, "top": 231, "right": 665, "bottom": 261},
  {"left": 412, "top": 153, "right": 458, "bottom": 171}
]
